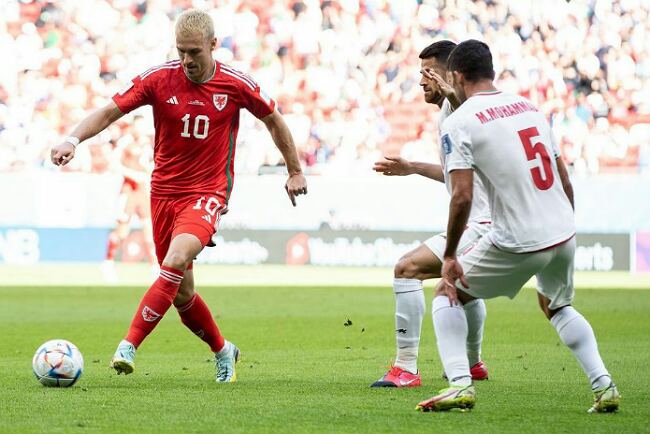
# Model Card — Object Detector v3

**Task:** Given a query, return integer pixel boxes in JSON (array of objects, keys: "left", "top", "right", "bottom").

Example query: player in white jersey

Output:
[
  {"left": 370, "top": 41, "right": 491, "bottom": 388},
  {"left": 416, "top": 40, "right": 619, "bottom": 414}
]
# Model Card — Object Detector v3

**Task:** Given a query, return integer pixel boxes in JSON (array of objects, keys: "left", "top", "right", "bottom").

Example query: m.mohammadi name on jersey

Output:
[{"left": 475, "top": 100, "right": 539, "bottom": 124}]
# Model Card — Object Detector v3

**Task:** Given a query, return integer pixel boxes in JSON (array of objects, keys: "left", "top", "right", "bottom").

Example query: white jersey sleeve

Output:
[
  {"left": 439, "top": 99, "right": 492, "bottom": 224},
  {"left": 440, "top": 91, "right": 575, "bottom": 253}
]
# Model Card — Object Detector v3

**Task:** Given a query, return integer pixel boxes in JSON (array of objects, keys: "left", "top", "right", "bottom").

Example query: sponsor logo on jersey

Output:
[
  {"left": 141, "top": 306, "right": 161, "bottom": 322},
  {"left": 166, "top": 96, "right": 179, "bottom": 105},
  {"left": 118, "top": 81, "right": 134, "bottom": 95},
  {"left": 442, "top": 134, "right": 452, "bottom": 154},
  {"left": 213, "top": 94, "right": 228, "bottom": 111},
  {"left": 202, "top": 214, "right": 212, "bottom": 223},
  {"left": 188, "top": 99, "right": 205, "bottom": 106}
]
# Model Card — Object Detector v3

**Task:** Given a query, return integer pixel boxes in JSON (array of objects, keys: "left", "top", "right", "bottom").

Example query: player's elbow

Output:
[{"left": 450, "top": 191, "right": 473, "bottom": 210}]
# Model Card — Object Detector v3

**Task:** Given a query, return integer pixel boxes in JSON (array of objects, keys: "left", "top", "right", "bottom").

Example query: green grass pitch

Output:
[{"left": 1, "top": 285, "right": 648, "bottom": 433}]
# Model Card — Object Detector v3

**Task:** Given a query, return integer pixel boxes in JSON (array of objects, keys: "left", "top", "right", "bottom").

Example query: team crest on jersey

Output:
[
  {"left": 441, "top": 134, "right": 453, "bottom": 154},
  {"left": 213, "top": 94, "right": 228, "bottom": 111}
]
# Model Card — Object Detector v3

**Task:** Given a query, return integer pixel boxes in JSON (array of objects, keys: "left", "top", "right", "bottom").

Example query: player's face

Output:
[
  {"left": 176, "top": 32, "right": 217, "bottom": 82},
  {"left": 419, "top": 57, "right": 446, "bottom": 107}
]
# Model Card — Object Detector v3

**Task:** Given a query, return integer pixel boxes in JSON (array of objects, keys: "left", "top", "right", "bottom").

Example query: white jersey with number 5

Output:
[
  {"left": 439, "top": 99, "right": 491, "bottom": 224},
  {"left": 440, "top": 91, "right": 575, "bottom": 253}
]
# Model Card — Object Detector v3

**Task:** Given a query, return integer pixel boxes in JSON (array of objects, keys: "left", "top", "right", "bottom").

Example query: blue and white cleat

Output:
[
  {"left": 110, "top": 339, "right": 136, "bottom": 375},
  {"left": 588, "top": 382, "right": 620, "bottom": 413},
  {"left": 215, "top": 340, "right": 241, "bottom": 383}
]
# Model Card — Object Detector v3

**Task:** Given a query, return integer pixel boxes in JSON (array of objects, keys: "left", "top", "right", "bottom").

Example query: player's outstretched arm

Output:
[
  {"left": 555, "top": 157, "right": 574, "bottom": 210},
  {"left": 261, "top": 110, "right": 307, "bottom": 206},
  {"left": 373, "top": 156, "right": 444, "bottom": 182},
  {"left": 51, "top": 101, "right": 125, "bottom": 166}
]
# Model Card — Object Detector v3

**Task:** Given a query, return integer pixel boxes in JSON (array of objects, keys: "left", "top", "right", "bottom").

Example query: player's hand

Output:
[
  {"left": 440, "top": 257, "right": 469, "bottom": 305},
  {"left": 285, "top": 172, "right": 307, "bottom": 207},
  {"left": 373, "top": 156, "right": 413, "bottom": 176},
  {"left": 50, "top": 142, "right": 76, "bottom": 166},
  {"left": 422, "top": 68, "right": 456, "bottom": 100}
]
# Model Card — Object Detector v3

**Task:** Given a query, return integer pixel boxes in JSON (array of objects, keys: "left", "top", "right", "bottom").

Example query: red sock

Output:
[
  {"left": 176, "top": 293, "right": 225, "bottom": 352},
  {"left": 125, "top": 265, "right": 184, "bottom": 348}
]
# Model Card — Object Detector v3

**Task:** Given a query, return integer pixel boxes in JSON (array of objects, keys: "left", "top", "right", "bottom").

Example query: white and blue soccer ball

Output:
[{"left": 32, "top": 339, "right": 84, "bottom": 387}]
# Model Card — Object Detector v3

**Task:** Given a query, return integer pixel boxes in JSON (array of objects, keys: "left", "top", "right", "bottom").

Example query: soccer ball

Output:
[{"left": 32, "top": 339, "right": 84, "bottom": 387}]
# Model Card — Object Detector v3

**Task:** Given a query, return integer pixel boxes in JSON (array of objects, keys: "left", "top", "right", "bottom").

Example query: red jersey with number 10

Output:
[{"left": 112, "top": 60, "right": 275, "bottom": 200}]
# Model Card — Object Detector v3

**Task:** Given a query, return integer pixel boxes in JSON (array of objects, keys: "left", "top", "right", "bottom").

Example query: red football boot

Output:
[
  {"left": 371, "top": 366, "right": 422, "bottom": 388},
  {"left": 469, "top": 361, "right": 489, "bottom": 380},
  {"left": 442, "top": 361, "right": 489, "bottom": 381}
]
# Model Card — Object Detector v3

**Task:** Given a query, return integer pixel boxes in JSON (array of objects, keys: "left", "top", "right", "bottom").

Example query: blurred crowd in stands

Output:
[{"left": 0, "top": 0, "right": 649, "bottom": 176}]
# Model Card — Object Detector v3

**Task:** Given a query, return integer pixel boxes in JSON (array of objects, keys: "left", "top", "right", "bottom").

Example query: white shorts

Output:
[
  {"left": 458, "top": 235, "right": 576, "bottom": 310},
  {"left": 424, "top": 222, "right": 491, "bottom": 260}
]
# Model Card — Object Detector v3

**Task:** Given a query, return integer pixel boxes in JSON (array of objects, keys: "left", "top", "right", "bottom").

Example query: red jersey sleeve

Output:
[
  {"left": 237, "top": 74, "right": 276, "bottom": 119},
  {"left": 112, "top": 73, "right": 153, "bottom": 114}
]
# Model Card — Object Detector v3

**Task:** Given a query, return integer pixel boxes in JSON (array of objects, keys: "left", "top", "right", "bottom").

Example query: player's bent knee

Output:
[
  {"left": 547, "top": 304, "right": 571, "bottom": 320},
  {"left": 162, "top": 251, "right": 192, "bottom": 271},
  {"left": 394, "top": 257, "right": 420, "bottom": 279}
]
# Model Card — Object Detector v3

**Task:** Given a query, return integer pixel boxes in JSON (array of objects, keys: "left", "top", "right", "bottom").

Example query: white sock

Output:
[
  {"left": 463, "top": 299, "right": 486, "bottom": 366},
  {"left": 393, "top": 278, "right": 425, "bottom": 374},
  {"left": 551, "top": 306, "right": 611, "bottom": 390},
  {"left": 432, "top": 295, "right": 471, "bottom": 386},
  {"left": 215, "top": 340, "right": 232, "bottom": 357}
]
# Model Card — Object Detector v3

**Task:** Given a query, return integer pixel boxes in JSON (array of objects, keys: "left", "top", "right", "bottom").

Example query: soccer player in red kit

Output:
[
  {"left": 50, "top": 9, "right": 307, "bottom": 382},
  {"left": 102, "top": 127, "right": 156, "bottom": 283}
]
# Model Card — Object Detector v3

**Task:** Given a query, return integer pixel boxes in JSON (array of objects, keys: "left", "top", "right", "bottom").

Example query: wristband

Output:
[{"left": 64, "top": 136, "right": 80, "bottom": 148}]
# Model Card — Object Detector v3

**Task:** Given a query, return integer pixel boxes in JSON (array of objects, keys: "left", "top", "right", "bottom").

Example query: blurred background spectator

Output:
[{"left": 1, "top": 0, "right": 649, "bottom": 176}]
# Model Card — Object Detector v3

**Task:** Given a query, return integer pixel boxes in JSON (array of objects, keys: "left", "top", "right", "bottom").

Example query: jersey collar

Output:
[{"left": 184, "top": 60, "right": 217, "bottom": 84}]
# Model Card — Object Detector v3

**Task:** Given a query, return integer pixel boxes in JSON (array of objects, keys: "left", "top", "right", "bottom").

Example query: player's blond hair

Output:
[{"left": 175, "top": 9, "right": 215, "bottom": 41}]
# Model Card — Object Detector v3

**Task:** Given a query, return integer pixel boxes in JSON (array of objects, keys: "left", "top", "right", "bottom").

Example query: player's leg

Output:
[
  {"left": 416, "top": 282, "right": 477, "bottom": 411},
  {"left": 426, "top": 228, "right": 489, "bottom": 381},
  {"left": 417, "top": 237, "right": 540, "bottom": 411},
  {"left": 136, "top": 187, "right": 157, "bottom": 271},
  {"left": 103, "top": 185, "right": 134, "bottom": 282},
  {"left": 373, "top": 228, "right": 489, "bottom": 387},
  {"left": 110, "top": 197, "right": 180, "bottom": 374},
  {"left": 111, "top": 232, "right": 200, "bottom": 375},
  {"left": 536, "top": 238, "right": 619, "bottom": 412},
  {"left": 174, "top": 269, "right": 225, "bottom": 353},
  {"left": 372, "top": 236, "right": 448, "bottom": 388},
  {"left": 171, "top": 194, "right": 239, "bottom": 382},
  {"left": 173, "top": 268, "right": 239, "bottom": 382},
  {"left": 102, "top": 222, "right": 127, "bottom": 283},
  {"left": 376, "top": 244, "right": 437, "bottom": 387},
  {"left": 437, "top": 225, "right": 490, "bottom": 378}
]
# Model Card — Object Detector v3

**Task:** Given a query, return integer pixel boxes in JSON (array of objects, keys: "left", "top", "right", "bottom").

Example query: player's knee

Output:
[
  {"left": 162, "top": 251, "right": 192, "bottom": 271},
  {"left": 546, "top": 304, "right": 570, "bottom": 320},
  {"left": 394, "top": 256, "right": 421, "bottom": 279}
]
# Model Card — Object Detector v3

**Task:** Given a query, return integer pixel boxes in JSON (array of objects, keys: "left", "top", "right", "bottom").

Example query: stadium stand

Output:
[{"left": 0, "top": 0, "right": 648, "bottom": 175}]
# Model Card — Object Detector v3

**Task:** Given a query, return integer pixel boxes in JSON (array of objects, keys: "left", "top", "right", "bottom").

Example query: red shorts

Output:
[{"left": 150, "top": 193, "right": 226, "bottom": 266}]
